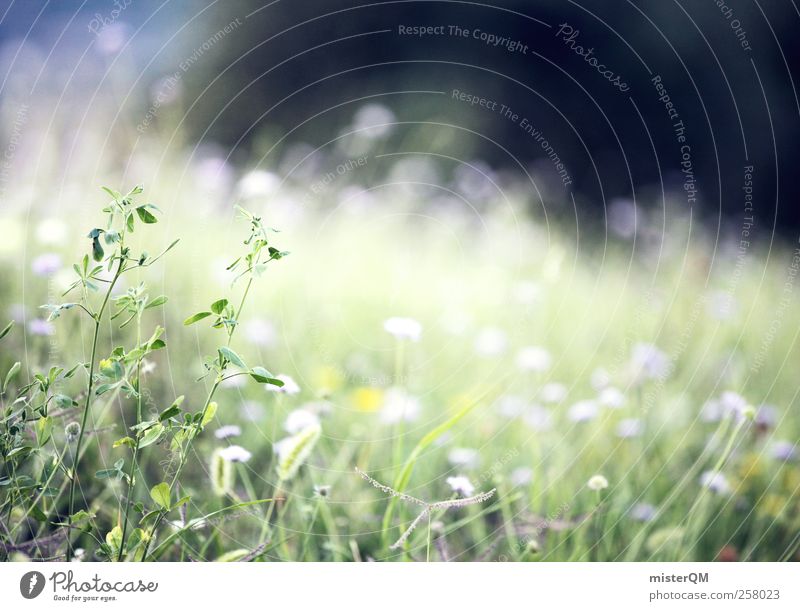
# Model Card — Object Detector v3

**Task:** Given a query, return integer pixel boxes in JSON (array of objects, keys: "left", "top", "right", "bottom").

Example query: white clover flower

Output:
[
  {"left": 629, "top": 502, "right": 657, "bottom": 522},
  {"left": 523, "top": 405, "right": 553, "bottom": 431},
  {"left": 510, "top": 467, "right": 533, "bottom": 487},
  {"left": 446, "top": 475, "right": 475, "bottom": 497},
  {"left": 243, "top": 318, "right": 277, "bottom": 348},
  {"left": 31, "top": 253, "right": 62, "bottom": 276},
  {"left": 700, "top": 470, "right": 731, "bottom": 495},
  {"left": 218, "top": 445, "right": 252, "bottom": 463},
  {"left": 35, "top": 218, "right": 68, "bottom": 246},
  {"left": 284, "top": 409, "right": 320, "bottom": 434},
  {"left": 754, "top": 404, "right": 778, "bottom": 429},
  {"left": 568, "top": 400, "right": 598, "bottom": 423},
  {"left": 237, "top": 170, "right": 280, "bottom": 200},
  {"left": 447, "top": 448, "right": 480, "bottom": 469},
  {"left": 28, "top": 318, "right": 54, "bottom": 336},
  {"left": 512, "top": 281, "right": 541, "bottom": 305},
  {"left": 719, "top": 391, "right": 749, "bottom": 422},
  {"left": 439, "top": 308, "right": 471, "bottom": 336},
  {"left": 587, "top": 474, "right": 609, "bottom": 491},
  {"left": 599, "top": 386, "right": 626, "bottom": 409},
  {"left": 769, "top": 441, "right": 797, "bottom": 462},
  {"left": 220, "top": 373, "right": 246, "bottom": 389},
  {"left": 495, "top": 395, "right": 526, "bottom": 418},
  {"left": 630, "top": 343, "right": 670, "bottom": 382},
  {"left": 539, "top": 382, "right": 567, "bottom": 404},
  {"left": 240, "top": 400, "right": 265, "bottom": 422},
  {"left": 380, "top": 387, "right": 421, "bottom": 424},
  {"left": 616, "top": 418, "right": 643, "bottom": 439},
  {"left": 474, "top": 327, "right": 508, "bottom": 357},
  {"left": 267, "top": 374, "right": 300, "bottom": 395},
  {"left": 214, "top": 425, "right": 242, "bottom": 440},
  {"left": 353, "top": 103, "right": 396, "bottom": 139},
  {"left": 515, "top": 346, "right": 552, "bottom": 372},
  {"left": 383, "top": 317, "right": 422, "bottom": 342},
  {"left": 590, "top": 367, "right": 611, "bottom": 391}
]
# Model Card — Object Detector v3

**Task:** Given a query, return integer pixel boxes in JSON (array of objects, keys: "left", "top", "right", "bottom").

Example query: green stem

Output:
[
  {"left": 118, "top": 319, "right": 144, "bottom": 561},
  {"left": 66, "top": 260, "right": 122, "bottom": 561}
]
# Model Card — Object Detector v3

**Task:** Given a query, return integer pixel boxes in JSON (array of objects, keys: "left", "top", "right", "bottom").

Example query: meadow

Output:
[{"left": 0, "top": 162, "right": 798, "bottom": 562}]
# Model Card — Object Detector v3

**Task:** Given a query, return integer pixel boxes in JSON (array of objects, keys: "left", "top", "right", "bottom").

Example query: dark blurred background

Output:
[{"left": 1, "top": 0, "right": 798, "bottom": 235}]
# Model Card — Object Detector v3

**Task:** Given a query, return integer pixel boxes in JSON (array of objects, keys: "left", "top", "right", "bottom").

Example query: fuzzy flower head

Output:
[
  {"left": 380, "top": 387, "right": 421, "bottom": 424},
  {"left": 515, "top": 346, "right": 552, "bottom": 372},
  {"left": 284, "top": 409, "right": 320, "bottom": 434},
  {"left": 218, "top": 445, "right": 252, "bottom": 463},
  {"left": 274, "top": 423, "right": 322, "bottom": 481},
  {"left": 769, "top": 440, "right": 797, "bottom": 462},
  {"left": 599, "top": 387, "right": 626, "bottom": 409},
  {"left": 31, "top": 253, "right": 62, "bottom": 276},
  {"left": 446, "top": 475, "right": 475, "bottom": 497},
  {"left": 587, "top": 474, "right": 609, "bottom": 491},
  {"left": 629, "top": 502, "right": 657, "bottom": 522},
  {"left": 214, "top": 425, "right": 242, "bottom": 440},
  {"left": 539, "top": 382, "right": 567, "bottom": 404},
  {"left": 447, "top": 448, "right": 480, "bottom": 469},
  {"left": 630, "top": 342, "right": 670, "bottom": 382},
  {"left": 267, "top": 374, "right": 300, "bottom": 395},
  {"left": 65, "top": 422, "right": 81, "bottom": 442},
  {"left": 568, "top": 400, "right": 599, "bottom": 423},
  {"left": 383, "top": 317, "right": 422, "bottom": 342},
  {"left": 700, "top": 470, "right": 731, "bottom": 495}
]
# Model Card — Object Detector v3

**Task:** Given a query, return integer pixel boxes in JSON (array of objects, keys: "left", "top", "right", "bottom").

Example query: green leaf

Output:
[
  {"left": 113, "top": 436, "right": 136, "bottom": 449},
  {"left": 35, "top": 416, "right": 53, "bottom": 447},
  {"left": 216, "top": 549, "right": 251, "bottom": 562},
  {"left": 126, "top": 213, "right": 135, "bottom": 233},
  {"left": 210, "top": 298, "right": 229, "bottom": 315},
  {"left": 2, "top": 361, "right": 21, "bottom": 394},
  {"left": 0, "top": 321, "right": 13, "bottom": 342},
  {"left": 138, "top": 423, "right": 164, "bottom": 448},
  {"left": 105, "top": 525, "right": 123, "bottom": 560},
  {"left": 92, "top": 237, "right": 105, "bottom": 262},
  {"left": 200, "top": 402, "right": 218, "bottom": 429},
  {"left": 149, "top": 482, "right": 171, "bottom": 511},
  {"left": 150, "top": 339, "right": 166, "bottom": 350},
  {"left": 101, "top": 186, "right": 123, "bottom": 201},
  {"left": 158, "top": 405, "right": 181, "bottom": 422},
  {"left": 219, "top": 346, "right": 246, "bottom": 369},
  {"left": 249, "top": 366, "right": 275, "bottom": 384},
  {"left": 28, "top": 504, "right": 47, "bottom": 522},
  {"left": 136, "top": 206, "right": 158, "bottom": 224},
  {"left": 145, "top": 295, "right": 168, "bottom": 309},
  {"left": 183, "top": 311, "right": 212, "bottom": 326},
  {"left": 95, "top": 468, "right": 119, "bottom": 480}
]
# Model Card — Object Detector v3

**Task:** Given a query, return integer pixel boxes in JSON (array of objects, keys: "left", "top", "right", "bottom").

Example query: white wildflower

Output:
[
  {"left": 284, "top": 409, "right": 320, "bottom": 434},
  {"left": 218, "top": 445, "right": 252, "bottom": 463},
  {"left": 383, "top": 317, "right": 422, "bottom": 342},
  {"left": 516, "top": 346, "right": 552, "bottom": 372},
  {"left": 214, "top": 425, "right": 242, "bottom": 440},
  {"left": 587, "top": 474, "right": 609, "bottom": 491},
  {"left": 446, "top": 475, "right": 475, "bottom": 497}
]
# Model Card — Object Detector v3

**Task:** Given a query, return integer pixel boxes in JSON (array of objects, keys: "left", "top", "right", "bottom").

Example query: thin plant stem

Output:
[{"left": 66, "top": 259, "right": 123, "bottom": 561}]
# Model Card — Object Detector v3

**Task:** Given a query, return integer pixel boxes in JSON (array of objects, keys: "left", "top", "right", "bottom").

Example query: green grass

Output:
[{"left": 0, "top": 183, "right": 798, "bottom": 562}]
